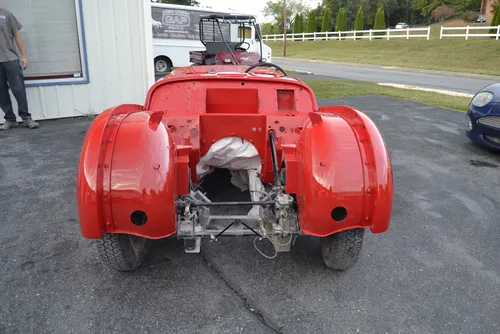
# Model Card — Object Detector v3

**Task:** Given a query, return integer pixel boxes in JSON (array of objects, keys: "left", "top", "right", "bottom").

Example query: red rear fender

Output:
[
  {"left": 291, "top": 106, "right": 393, "bottom": 237},
  {"left": 76, "top": 105, "right": 178, "bottom": 239}
]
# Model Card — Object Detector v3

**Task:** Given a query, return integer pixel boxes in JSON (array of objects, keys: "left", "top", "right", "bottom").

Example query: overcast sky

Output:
[{"left": 197, "top": 0, "right": 322, "bottom": 22}]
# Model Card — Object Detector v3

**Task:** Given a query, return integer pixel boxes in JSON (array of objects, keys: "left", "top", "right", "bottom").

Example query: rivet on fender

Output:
[
  {"left": 366, "top": 188, "right": 371, "bottom": 194},
  {"left": 365, "top": 160, "right": 370, "bottom": 165},
  {"left": 309, "top": 112, "right": 323, "bottom": 126},
  {"left": 105, "top": 221, "right": 111, "bottom": 227},
  {"left": 364, "top": 217, "right": 370, "bottom": 222}
]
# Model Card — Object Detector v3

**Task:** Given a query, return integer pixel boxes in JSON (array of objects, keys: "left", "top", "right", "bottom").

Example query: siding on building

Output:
[
  {"left": 482, "top": 0, "right": 496, "bottom": 22},
  {"left": 4, "top": 0, "right": 154, "bottom": 123}
]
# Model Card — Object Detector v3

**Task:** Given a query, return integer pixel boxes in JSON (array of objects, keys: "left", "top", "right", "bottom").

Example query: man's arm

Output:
[
  {"left": 14, "top": 31, "right": 28, "bottom": 70},
  {"left": 7, "top": 11, "right": 28, "bottom": 70}
]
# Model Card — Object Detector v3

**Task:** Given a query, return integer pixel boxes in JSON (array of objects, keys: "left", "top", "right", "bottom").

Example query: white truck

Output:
[{"left": 151, "top": 3, "right": 273, "bottom": 74}]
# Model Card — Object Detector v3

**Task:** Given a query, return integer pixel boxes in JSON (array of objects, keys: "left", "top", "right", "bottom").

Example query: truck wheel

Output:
[
  {"left": 154, "top": 57, "right": 171, "bottom": 74},
  {"left": 96, "top": 233, "right": 151, "bottom": 271},
  {"left": 320, "top": 228, "right": 365, "bottom": 271}
]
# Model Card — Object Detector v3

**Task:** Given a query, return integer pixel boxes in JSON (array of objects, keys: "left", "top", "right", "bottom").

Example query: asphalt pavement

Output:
[
  {"left": 274, "top": 58, "right": 499, "bottom": 94},
  {"left": 1, "top": 97, "right": 500, "bottom": 333}
]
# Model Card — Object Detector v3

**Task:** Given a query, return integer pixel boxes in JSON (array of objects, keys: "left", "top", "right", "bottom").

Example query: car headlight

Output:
[{"left": 471, "top": 92, "right": 493, "bottom": 107}]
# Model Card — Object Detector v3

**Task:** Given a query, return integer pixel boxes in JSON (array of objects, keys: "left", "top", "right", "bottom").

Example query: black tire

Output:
[
  {"left": 154, "top": 56, "right": 171, "bottom": 74},
  {"left": 320, "top": 228, "right": 365, "bottom": 271},
  {"left": 96, "top": 233, "right": 151, "bottom": 271}
]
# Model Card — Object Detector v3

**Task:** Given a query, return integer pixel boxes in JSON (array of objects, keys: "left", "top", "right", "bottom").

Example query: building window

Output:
[{"left": 4, "top": 0, "right": 88, "bottom": 86}]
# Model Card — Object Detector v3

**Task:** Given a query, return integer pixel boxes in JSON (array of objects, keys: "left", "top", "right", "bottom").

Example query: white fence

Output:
[
  {"left": 263, "top": 27, "right": 431, "bottom": 42},
  {"left": 440, "top": 25, "right": 500, "bottom": 39}
]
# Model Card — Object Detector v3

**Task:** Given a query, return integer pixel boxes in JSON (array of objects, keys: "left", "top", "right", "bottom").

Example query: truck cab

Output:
[
  {"left": 151, "top": 3, "right": 272, "bottom": 75},
  {"left": 189, "top": 14, "right": 269, "bottom": 66}
]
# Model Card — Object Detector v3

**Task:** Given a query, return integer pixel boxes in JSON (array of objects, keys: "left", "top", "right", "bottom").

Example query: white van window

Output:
[{"left": 238, "top": 27, "right": 252, "bottom": 39}]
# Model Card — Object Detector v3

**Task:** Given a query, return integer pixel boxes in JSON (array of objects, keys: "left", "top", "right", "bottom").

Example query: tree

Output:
[
  {"left": 293, "top": 13, "right": 305, "bottom": 33},
  {"left": 493, "top": 0, "right": 499, "bottom": 13},
  {"left": 296, "top": 13, "right": 305, "bottom": 33},
  {"left": 307, "top": 10, "right": 317, "bottom": 32},
  {"left": 335, "top": 8, "right": 347, "bottom": 32},
  {"left": 373, "top": 7, "right": 386, "bottom": 36},
  {"left": 314, "top": 5, "right": 326, "bottom": 32},
  {"left": 354, "top": 6, "right": 364, "bottom": 39},
  {"left": 153, "top": 0, "right": 200, "bottom": 5},
  {"left": 321, "top": 8, "right": 332, "bottom": 31},
  {"left": 431, "top": 5, "right": 454, "bottom": 22},
  {"left": 294, "top": 13, "right": 301, "bottom": 32},
  {"left": 355, "top": 6, "right": 364, "bottom": 30},
  {"left": 261, "top": 22, "right": 278, "bottom": 35},
  {"left": 263, "top": 0, "right": 310, "bottom": 33}
]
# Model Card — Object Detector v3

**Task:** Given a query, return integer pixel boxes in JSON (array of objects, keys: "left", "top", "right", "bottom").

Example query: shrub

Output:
[
  {"left": 461, "top": 11, "right": 478, "bottom": 23},
  {"left": 431, "top": 5, "right": 455, "bottom": 22},
  {"left": 490, "top": 4, "right": 500, "bottom": 37}
]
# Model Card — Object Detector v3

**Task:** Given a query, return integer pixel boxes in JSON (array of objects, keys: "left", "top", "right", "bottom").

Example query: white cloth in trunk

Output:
[{"left": 196, "top": 137, "right": 266, "bottom": 216}]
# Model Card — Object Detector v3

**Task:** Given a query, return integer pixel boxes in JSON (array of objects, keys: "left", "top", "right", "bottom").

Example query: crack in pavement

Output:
[{"left": 200, "top": 252, "right": 283, "bottom": 334}]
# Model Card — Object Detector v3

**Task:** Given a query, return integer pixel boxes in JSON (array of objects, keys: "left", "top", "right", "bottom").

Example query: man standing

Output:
[{"left": 0, "top": 7, "right": 38, "bottom": 130}]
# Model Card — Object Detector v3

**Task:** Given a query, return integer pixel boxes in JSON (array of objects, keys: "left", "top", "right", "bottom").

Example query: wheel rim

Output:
[
  {"left": 321, "top": 238, "right": 333, "bottom": 259},
  {"left": 129, "top": 235, "right": 147, "bottom": 258},
  {"left": 156, "top": 60, "right": 168, "bottom": 72}
]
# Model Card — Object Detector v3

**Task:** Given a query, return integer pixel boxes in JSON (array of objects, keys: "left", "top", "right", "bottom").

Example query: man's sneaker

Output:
[
  {"left": 0, "top": 121, "right": 18, "bottom": 130},
  {"left": 22, "top": 118, "right": 39, "bottom": 129}
]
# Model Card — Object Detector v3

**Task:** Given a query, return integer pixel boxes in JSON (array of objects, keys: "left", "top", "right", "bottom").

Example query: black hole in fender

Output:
[
  {"left": 331, "top": 207, "right": 347, "bottom": 222},
  {"left": 131, "top": 211, "right": 148, "bottom": 226}
]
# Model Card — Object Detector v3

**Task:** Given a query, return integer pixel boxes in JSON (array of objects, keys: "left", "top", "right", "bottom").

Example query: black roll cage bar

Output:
[{"left": 198, "top": 14, "right": 264, "bottom": 65}]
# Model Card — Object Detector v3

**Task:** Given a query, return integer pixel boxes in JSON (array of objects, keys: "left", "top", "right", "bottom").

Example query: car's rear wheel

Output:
[
  {"left": 96, "top": 233, "right": 151, "bottom": 271},
  {"left": 320, "top": 228, "right": 365, "bottom": 271},
  {"left": 154, "top": 56, "right": 172, "bottom": 74}
]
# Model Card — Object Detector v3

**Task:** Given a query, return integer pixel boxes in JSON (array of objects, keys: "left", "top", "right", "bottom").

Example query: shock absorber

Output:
[{"left": 268, "top": 130, "right": 281, "bottom": 187}]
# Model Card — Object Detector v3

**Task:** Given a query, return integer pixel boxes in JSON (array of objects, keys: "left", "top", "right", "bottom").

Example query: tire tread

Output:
[
  {"left": 321, "top": 228, "right": 365, "bottom": 271},
  {"left": 96, "top": 233, "right": 149, "bottom": 271}
]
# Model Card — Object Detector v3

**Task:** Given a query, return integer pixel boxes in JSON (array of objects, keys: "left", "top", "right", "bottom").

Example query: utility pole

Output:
[{"left": 283, "top": 0, "right": 287, "bottom": 57}]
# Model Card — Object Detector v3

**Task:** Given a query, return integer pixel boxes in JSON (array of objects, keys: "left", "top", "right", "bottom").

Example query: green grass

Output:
[
  {"left": 268, "top": 32, "right": 500, "bottom": 75},
  {"left": 303, "top": 79, "right": 471, "bottom": 111},
  {"left": 283, "top": 69, "right": 312, "bottom": 74}
]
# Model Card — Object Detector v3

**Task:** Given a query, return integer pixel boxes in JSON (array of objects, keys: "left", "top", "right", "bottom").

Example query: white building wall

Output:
[{"left": 5, "top": 0, "right": 154, "bottom": 123}]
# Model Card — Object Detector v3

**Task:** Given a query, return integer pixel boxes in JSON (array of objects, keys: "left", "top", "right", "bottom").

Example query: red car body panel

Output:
[{"left": 76, "top": 65, "right": 393, "bottom": 240}]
